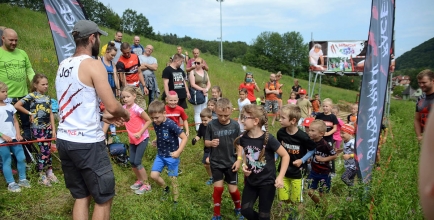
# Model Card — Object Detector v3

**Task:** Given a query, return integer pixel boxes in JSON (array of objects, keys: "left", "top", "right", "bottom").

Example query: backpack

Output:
[{"left": 263, "top": 81, "right": 277, "bottom": 97}]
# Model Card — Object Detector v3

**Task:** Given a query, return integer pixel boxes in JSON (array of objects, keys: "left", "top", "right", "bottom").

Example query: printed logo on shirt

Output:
[
  {"left": 245, "top": 145, "right": 266, "bottom": 174},
  {"left": 282, "top": 142, "right": 300, "bottom": 155},
  {"left": 162, "top": 129, "right": 169, "bottom": 139},
  {"left": 4, "top": 60, "right": 26, "bottom": 82},
  {"left": 172, "top": 72, "right": 184, "bottom": 90},
  {"left": 213, "top": 129, "right": 237, "bottom": 137}
]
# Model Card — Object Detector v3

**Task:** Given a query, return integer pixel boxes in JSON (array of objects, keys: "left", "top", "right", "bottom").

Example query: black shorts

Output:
[
  {"left": 57, "top": 139, "right": 115, "bottom": 204},
  {"left": 202, "top": 152, "right": 210, "bottom": 164},
  {"left": 178, "top": 98, "right": 188, "bottom": 109},
  {"left": 211, "top": 166, "right": 238, "bottom": 185}
]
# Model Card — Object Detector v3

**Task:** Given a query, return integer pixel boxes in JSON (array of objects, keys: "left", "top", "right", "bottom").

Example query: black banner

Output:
[
  {"left": 355, "top": 0, "right": 395, "bottom": 182},
  {"left": 44, "top": 0, "right": 87, "bottom": 64}
]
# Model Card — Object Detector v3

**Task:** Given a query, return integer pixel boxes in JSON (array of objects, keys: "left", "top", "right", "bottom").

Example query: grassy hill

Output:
[
  {"left": 0, "top": 4, "right": 424, "bottom": 220},
  {"left": 395, "top": 37, "right": 434, "bottom": 70}
]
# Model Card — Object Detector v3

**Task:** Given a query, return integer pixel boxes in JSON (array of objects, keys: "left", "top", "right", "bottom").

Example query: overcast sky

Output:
[{"left": 99, "top": 0, "right": 434, "bottom": 58}]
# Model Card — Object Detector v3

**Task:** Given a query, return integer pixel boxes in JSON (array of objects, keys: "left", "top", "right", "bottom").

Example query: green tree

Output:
[{"left": 121, "top": 9, "right": 154, "bottom": 38}]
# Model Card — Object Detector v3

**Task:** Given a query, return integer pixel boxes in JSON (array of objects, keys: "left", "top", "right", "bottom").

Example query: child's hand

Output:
[
  {"left": 171, "top": 150, "right": 181, "bottom": 158},
  {"left": 133, "top": 132, "right": 141, "bottom": 139},
  {"left": 293, "top": 159, "right": 302, "bottom": 167},
  {"left": 242, "top": 164, "right": 251, "bottom": 176},
  {"left": 335, "top": 148, "right": 343, "bottom": 154},
  {"left": 1, "top": 134, "right": 12, "bottom": 142},
  {"left": 211, "top": 139, "right": 219, "bottom": 147},
  {"left": 343, "top": 154, "right": 352, "bottom": 160},
  {"left": 185, "top": 131, "right": 189, "bottom": 137},
  {"left": 52, "top": 132, "right": 56, "bottom": 140},
  {"left": 16, "top": 133, "right": 23, "bottom": 142},
  {"left": 232, "top": 160, "right": 241, "bottom": 172},
  {"left": 315, "top": 155, "right": 324, "bottom": 162},
  {"left": 274, "top": 177, "right": 284, "bottom": 188},
  {"left": 205, "top": 157, "right": 210, "bottom": 164},
  {"left": 151, "top": 139, "right": 157, "bottom": 147}
]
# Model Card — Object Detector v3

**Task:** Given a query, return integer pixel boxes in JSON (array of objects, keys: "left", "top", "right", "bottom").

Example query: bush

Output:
[{"left": 393, "top": 85, "right": 406, "bottom": 97}]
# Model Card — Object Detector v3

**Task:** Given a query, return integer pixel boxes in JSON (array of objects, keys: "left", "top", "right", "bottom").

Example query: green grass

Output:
[{"left": 0, "top": 4, "right": 423, "bottom": 219}]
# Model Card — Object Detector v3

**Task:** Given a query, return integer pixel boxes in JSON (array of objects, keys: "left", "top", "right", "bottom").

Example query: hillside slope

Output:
[{"left": 395, "top": 37, "right": 434, "bottom": 70}]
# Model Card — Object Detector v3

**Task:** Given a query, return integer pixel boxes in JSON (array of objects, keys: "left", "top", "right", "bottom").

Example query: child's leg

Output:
[
  {"left": 167, "top": 157, "right": 180, "bottom": 201},
  {"left": 341, "top": 168, "right": 357, "bottom": 187},
  {"left": 211, "top": 167, "right": 225, "bottom": 217},
  {"left": 240, "top": 182, "right": 260, "bottom": 219},
  {"left": 170, "top": 176, "right": 179, "bottom": 201},
  {"left": 131, "top": 139, "right": 149, "bottom": 184},
  {"left": 150, "top": 156, "right": 166, "bottom": 187},
  {"left": 226, "top": 169, "right": 241, "bottom": 210},
  {"left": 9, "top": 144, "right": 26, "bottom": 181},
  {"left": 257, "top": 184, "right": 276, "bottom": 220},
  {"left": 202, "top": 152, "right": 212, "bottom": 178},
  {"left": 307, "top": 172, "right": 320, "bottom": 204},
  {"left": 0, "top": 146, "right": 15, "bottom": 184},
  {"left": 33, "top": 128, "right": 53, "bottom": 172}
]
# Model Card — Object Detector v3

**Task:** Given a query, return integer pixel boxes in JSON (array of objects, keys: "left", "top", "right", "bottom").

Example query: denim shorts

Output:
[{"left": 308, "top": 170, "right": 331, "bottom": 193}]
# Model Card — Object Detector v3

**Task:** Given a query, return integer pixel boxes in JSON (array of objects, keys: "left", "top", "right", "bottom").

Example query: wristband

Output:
[
  {"left": 28, "top": 111, "right": 32, "bottom": 115},
  {"left": 237, "top": 156, "right": 243, "bottom": 161}
]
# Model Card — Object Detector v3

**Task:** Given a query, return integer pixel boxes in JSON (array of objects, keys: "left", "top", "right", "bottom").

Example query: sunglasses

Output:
[{"left": 194, "top": 62, "right": 201, "bottom": 65}]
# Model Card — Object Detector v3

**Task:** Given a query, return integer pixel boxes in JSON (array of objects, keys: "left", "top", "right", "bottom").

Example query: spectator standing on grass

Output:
[
  {"left": 186, "top": 48, "right": 209, "bottom": 72},
  {"left": 138, "top": 44, "right": 159, "bottom": 105},
  {"left": 55, "top": 20, "right": 129, "bottom": 220},
  {"left": 292, "top": 79, "right": 302, "bottom": 100},
  {"left": 162, "top": 53, "right": 190, "bottom": 109},
  {"left": 111, "top": 31, "right": 123, "bottom": 64},
  {"left": 0, "top": 28, "right": 35, "bottom": 140},
  {"left": 131, "top": 36, "right": 145, "bottom": 55},
  {"left": 414, "top": 69, "right": 434, "bottom": 142},
  {"left": 264, "top": 73, "right": 280, "bottom": 126},
  {"left": 189, "top": 57, "right": 211, "bottom": 130},
  {"left": 239, "top": 72, "right": 260, "bottom": 104},
  {"left": 173, "top": 46, "right": 189, "bottom": 72},
  {"left": 14, "top": 74, "right": 58, "bottom": 187}
]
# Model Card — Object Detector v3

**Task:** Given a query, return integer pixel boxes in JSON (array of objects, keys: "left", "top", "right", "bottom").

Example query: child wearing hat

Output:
[
  {"left": 340, "top": 124, "right": 356, "bottom": 187},
  {"left": 296, "top": 89, "right": 312, "bottom": 130}
]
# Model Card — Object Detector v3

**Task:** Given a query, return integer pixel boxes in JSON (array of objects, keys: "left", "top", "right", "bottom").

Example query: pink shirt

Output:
[
  {"left": 287, "top": 99, "right": 297, "bottom": 105},
  {"left": 333, "top": 118, "right": 344, "bottom": 141},
  {"left": 124, "top": 103, "right": 149, "bottom": 145}
]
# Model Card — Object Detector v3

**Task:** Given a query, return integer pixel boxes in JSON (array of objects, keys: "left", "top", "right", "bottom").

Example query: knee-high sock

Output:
[
  {"left": 213, "top": 186, "right": 224, "bottom": 216},
  {"left": 230, "top": 189, "right": 241, "bottom": 209}
]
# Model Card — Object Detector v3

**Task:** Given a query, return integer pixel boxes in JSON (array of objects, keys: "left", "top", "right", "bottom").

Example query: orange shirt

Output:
[
  {"left": 265, "top": 81, "right": 280, "bottom": 101},
  {"left": 312, "top": 100, "right": 320, "bottom": 112},
  {"left": 117, "top": 54, "right": 140, "bottom": 86}
]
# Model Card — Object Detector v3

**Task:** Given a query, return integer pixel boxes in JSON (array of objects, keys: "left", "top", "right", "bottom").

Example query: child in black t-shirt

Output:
[
  {"left": 307, "top": 119, "right": 337, "bottom": 205},
  {"left": 204, "top": 98, "right": 243, "bottom": 220},
  {"left": 276, "top": 105, "right": 316, "bottom": 218},
  {"left": 192, "top": 108, "right": 213, "bottom": 185},
  {"left": 236, "top": 104, "right": 289, "bottom": 220}
]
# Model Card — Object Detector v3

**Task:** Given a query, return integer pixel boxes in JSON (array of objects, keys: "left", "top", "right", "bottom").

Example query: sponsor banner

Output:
[
  {"left": 355, "top": 0, "right": 395, "bottom": 182},
  {"left": 44, "top": 0, "right": 87, "bottom": 63},
  {"left": 328, "top": 41, "right": 366, "bottom": 58}
]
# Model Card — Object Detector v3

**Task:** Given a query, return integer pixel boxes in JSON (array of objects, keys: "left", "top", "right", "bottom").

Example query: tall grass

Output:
[{"left": 0, "top": 4, "right": 423, "bottom": 220}]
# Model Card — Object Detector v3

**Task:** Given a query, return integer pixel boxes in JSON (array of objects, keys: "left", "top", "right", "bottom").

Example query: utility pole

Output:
[{"left": 217, "top": 0, "right": 223, "bottom": 62}]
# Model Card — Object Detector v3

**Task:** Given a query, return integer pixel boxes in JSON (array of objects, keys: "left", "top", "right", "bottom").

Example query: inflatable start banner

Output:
[
  {"left": 44, "top": 0, "right": 87, "bottom": 64},
  {"left": 355, "top": 0, "right": 395, "bottom": 183}
]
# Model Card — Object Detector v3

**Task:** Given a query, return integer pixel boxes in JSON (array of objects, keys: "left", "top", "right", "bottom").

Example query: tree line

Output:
[{"left": 1, "top": 0, "right": 364, "bottom": 91}]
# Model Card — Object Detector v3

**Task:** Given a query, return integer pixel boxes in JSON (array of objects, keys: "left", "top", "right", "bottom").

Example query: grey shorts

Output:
[
  {"left": 265, "top": 100, "right": 279, "bottom": 113},
  {"left": 57, "top": 139, "right": 115, "bottom": 204}
]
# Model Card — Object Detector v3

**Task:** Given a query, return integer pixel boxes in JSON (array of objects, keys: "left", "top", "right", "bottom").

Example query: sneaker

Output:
[
  {"left": 39, "top": 175, "right": 52, "bottom": 187},
  {"left": 135, "top": 184, "right": 151, "bottom": 195},
  {"left": 206, "top": 178, "right": 213, "bottom": 185},
  {"left": 18, "top": 179, "right": 31, "bottom": 188},
  {"left": 192, "top": 138, "right": 197, "bottom": 145},
  {"left": 161, "top": 187, "right": 170, "bottom": 201},
  {"left": 130, "top": 180, "right": 143, "bottom": 190},
  {"left": 211, "top": 216, "right": 222, "bottom": 220},
  {"left": 47, "top": 174, "right": 59, "bottom": 184},
  {"left": 234, "top": 208, "right": 244, "bottom": 219},
  {"left": 7, "top": 182, "right": 21, "bottom": 192}
]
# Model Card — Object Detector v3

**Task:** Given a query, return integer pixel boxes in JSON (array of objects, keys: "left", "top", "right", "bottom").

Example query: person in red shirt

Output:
[
  {"left": 165, "top": 91, "right": 189, "bottom": 137},
  {"left": 239, "top": 72, "right": 260, "bottom": 103},
  {"left": 116, "top": 42, "right": 148, "bottom": 95}
]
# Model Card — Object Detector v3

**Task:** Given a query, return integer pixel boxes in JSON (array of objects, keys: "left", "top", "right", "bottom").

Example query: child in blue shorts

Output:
[
  {"left": 148, "top": 100, "right": 188, "bottom": 204},
  {"left": 306, "top": 119, "right": 337, "bottom": 205}
]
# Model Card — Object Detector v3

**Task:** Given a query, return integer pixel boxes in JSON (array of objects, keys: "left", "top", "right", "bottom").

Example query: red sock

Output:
[
  {"left": 213, "top": 186, "right": 224, "bottom": 216},
  {"left": 230, "top": 189, "right": 241, "bottom": 209}
]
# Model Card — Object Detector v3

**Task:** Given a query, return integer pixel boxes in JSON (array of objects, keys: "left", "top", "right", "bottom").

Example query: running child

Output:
[
  {"left": 204, "top": 98, "right": 243, "bottom": 220},
  {"left": 331, "top": 105, "right": 344, "bottom": 151},
  {"left": 307, "top": 120, "right": 337, "bottom": 205},
  {"left": 192, "top": 108, "right": 214, "bottom": 185},
  {"left": 148, "top": 100, "right": 188, "bottom": 204},
  {"left": 208, "top": 98, "right": 218, "bottom": 120},
  {"left": 121, "top": 86, "right": 152, "bottom": 195},
  {"left": 0, "top": 81, "right": 30, "bottom": 192},
  {"left": 14, "top": 74, "right": 57, "bottom": 186},
  {"left": 347, "top": 103, "right": 358, "bottom": 125},
  {"left": 237, "top": 104, "right": 290, "bottom": 220},
  {"left": 277, "top": 104, "right": 316, "bottom": 218},
  {"left": 237, "top": 88, "right": 251, "bottom": 132},
  {"left": 211, "top": 86, "right": 222, "bottom": 100},
  {"left": 287, "top": 92, "right": 297, "bottom": 105},
  {"left": 340, "top": 124, "right": 356, "bottom": 187}
]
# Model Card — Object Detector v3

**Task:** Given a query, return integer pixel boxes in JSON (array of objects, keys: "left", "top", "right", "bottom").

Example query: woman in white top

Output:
[{"left": 189, "top": 57, "right": 211, "bottom": 130}]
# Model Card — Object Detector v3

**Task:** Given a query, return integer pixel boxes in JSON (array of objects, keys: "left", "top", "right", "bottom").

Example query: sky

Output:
[{"left": 99, "top": 0, "right": 434, "bottom": 58}]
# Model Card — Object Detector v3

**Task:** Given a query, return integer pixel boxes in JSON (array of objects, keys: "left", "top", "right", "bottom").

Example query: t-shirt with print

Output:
[
  {"left": 265, "top": 81, "right": 280, "bottom": 101},
  {"left": 131, "top": 44, "right": 144, "bottom": 55},
  {"left": 116, "top": 53, "right": 141, "bottom": 86},
  {"left": 197, "top": 123, "right": 210, "bottom": 154},
  {"left": 311, "top": 138, "right": 336, "bottom": 174},
  {"left": 162, "top": 66, "right": 187, "bottom": 99},
  {"left": 165, "top": 105, "right": 188, "bottom": 126},
  {"left": 416, "top": 92, "right": 434, "bottom": 132},
  {"left": 277, "top": 128, "right": 316, "bottom": 179},
  {"left": 315, "top": 112, "right": 338, "bottom": 144},
  {"left": 239, "top": 133, "right": 280, "bottom": 186},
  {"left": 297, "top": 98, "right": 312, "bottom": 118},
  {"left": 20, "top": 92, "right": 52, "bottom": 129},
  {"left": 0, "top": 104, "right": 17, "bottom": 143},
  {"left": 205, "top": 119, "right": 241, "bottom": 169},
  {"left": 0, "top": 48, "right": 35, "bottom": 98},
  {"left": 343, "top": 138, "right": 356, "bottom": 170},
  {"left": 124, "top": 103, "right": 149, "bottom": 145},
  {"left": 153, "top": 118, "right": 183, "bottom": 157}
]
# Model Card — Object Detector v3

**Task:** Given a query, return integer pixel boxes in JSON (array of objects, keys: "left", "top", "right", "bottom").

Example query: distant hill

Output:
[{"left": 395, "top": 37, "right": 434, "bottom": 70}]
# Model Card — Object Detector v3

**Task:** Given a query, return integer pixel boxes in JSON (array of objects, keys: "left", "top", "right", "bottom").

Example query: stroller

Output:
[{"left": 107, "top": 140, "right": 130, "bottom": 168}]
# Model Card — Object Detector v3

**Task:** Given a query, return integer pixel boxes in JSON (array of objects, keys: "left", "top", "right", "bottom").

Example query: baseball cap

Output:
[
  {"left": 299, "top": 89, "right": 307, "bottom": 95},
  {"left": 302, "top": 117, "right": 315, "bottom": 127},
  {"left": 72, "top": 20, "right": 108, "bottom": 38}
]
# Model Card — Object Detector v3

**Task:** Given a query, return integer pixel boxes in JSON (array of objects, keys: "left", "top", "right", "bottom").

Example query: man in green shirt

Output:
[{"left": 0, "top": 28, "right": 35, "bottom": 139}]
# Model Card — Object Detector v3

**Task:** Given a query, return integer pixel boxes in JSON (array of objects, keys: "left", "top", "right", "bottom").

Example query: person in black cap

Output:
[{"left": 55, "top": 20, "right": 130, "bottom": 220}]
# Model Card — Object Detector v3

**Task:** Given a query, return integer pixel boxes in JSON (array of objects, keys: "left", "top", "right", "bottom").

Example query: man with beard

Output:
[
  {"left": 55, "top": 20, "right": 130, "bottom": 220},
  {"left": 162, "top": 53, "right": 190, "bottom": 109},
  {"left": 415, "top": 69, "right": 434, "bottom": 142},
  {"left": 0, "top": 28, "right": 35, "bottom": 140},
  {"left": 116, "top": 42, "right": 148, "bottom": 109}
]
